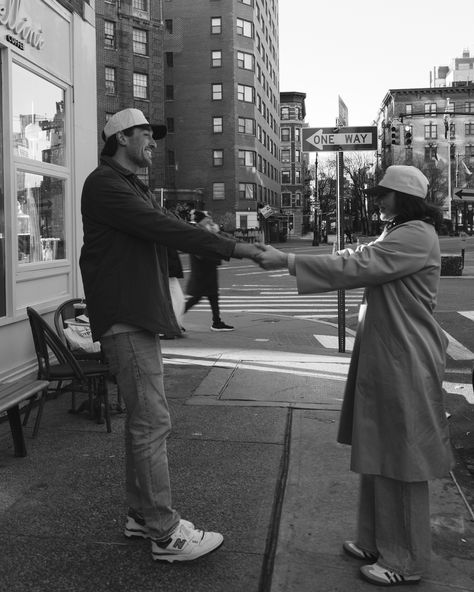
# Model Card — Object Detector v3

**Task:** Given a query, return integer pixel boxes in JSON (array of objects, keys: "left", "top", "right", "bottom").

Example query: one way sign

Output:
[{"left": 303, "top": 126, "right": 377, "bottom": 152}]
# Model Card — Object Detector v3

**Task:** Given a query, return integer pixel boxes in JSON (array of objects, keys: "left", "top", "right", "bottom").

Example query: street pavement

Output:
[{"left": 0, "top": 236, "right": 473, "bottom": 592}]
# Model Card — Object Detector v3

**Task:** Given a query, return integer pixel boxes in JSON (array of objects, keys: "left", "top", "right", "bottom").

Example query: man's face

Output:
[{"left": 122, "top": 127, "right": 157, "bottom": 169}]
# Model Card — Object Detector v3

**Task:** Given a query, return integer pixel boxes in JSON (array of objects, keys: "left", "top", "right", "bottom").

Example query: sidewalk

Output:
[{"left": 0, "top": 313, "right": 473, "bottom": 592}]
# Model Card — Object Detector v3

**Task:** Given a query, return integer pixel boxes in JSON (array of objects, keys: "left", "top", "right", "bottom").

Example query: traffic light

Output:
[
  {"left": 391, "top": 126, "right": 400, "bottom": 145},
  {"left": 404, "top": 126, "right": 412, "bottom": 146}
]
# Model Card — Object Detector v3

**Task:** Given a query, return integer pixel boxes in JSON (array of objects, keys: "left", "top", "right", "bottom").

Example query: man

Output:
[{"left": 80, "top": 108, "right": 259, "bottom": 562}]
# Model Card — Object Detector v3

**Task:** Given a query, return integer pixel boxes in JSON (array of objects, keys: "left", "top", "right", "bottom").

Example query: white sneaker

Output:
[
  {"left": 360, "top": 562, "right": 421, "bottom": 586},
  {"left": 151, "top": 520, "right": 224, "bottom": 562}
]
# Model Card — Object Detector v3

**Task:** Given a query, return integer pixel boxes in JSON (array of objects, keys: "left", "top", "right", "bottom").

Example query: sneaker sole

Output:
[
  {"left": 343, "top": 541, "right": 378, "bottom": 561},
  {"left": 210, "top": 328, "right": 234, "bottom": 332},
  {"left": 124, "top": 528, "right": 148, "bottom": 539},
  {"left": 152, "top": 536, "right": 224, "bottom": 563}
]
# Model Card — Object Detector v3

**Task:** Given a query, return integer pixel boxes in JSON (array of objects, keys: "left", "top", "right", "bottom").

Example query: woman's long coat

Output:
[{"left": 293, "top": 220, "right": 454, "bottom": 482}]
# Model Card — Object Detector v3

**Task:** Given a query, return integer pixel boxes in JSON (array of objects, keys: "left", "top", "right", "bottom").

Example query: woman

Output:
[{"left": 256, "top": 165, "right": 454, "bottom": 587}]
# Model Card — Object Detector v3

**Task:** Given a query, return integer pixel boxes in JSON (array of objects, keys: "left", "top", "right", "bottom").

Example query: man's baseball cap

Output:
[
  {"left": 365, "top": 165, "right": 429, "bottom": 199},
  {"left": 102, "top": 108, "right": 167, "bottom": 141}
]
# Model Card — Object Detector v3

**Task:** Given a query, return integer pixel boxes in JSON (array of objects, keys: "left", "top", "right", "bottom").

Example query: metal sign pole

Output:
[{"left": 336, "top": 150, "right": 346, "bottom": 353}]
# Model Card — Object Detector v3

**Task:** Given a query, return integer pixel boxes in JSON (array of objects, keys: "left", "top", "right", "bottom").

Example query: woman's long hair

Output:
[{"left": 391, "top": 192, "right": 443, "bottom": 232}]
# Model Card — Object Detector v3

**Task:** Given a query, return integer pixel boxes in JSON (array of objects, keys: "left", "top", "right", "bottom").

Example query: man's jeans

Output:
[{"left": 101, "top": 330, "right": 180, "bottom": 539}]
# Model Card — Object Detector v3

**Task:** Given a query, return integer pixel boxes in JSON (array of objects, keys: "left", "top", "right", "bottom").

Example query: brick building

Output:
[
  {"left": 279, "top": 91, "right": 309, "bottom": 235},
  {"left": 95, "top": 0, "right": 166, "bottom": 191},
  {"left": 161, "top": 0, "right": 281, "bottom": 230}
]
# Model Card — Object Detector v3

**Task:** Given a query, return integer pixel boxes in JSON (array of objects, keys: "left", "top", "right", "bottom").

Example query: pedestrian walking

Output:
[
  {"left": 184, "top": 210, "right": 234, "bottom": 332},
  {"left": 80, "top": 108, "right": 260, "bottom": 563},
  {"left": 256, "top": 165, "right": 454, "bottom": 587}
]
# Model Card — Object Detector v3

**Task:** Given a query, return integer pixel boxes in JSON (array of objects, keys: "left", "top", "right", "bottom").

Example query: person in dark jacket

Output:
[
  {"left": 79, "top": 108, "right": 260, "bottom": 563},
  {"left": 184, "top": 210, "right": 234, "bottom": 332}
]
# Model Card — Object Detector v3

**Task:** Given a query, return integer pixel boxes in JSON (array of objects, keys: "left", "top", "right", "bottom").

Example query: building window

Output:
[
  {"left": 465, "top": 123, "right": 474, "bottom": 135},
  {"left": 212, "top": 83, "right": 223, "bottom": 100},
  {"left": 466, "top": 145, "right": 474, "bottom": 160},
  {"left": 295, "top": 128, "right": 301, "bottom": 142},
  {"left": 213, "top": 117, "right": 223, "bottom": 133},
  {"left": 424, "top": 123, "right": 437, "bottom": 140},
  {"left": 132, "top": 0, "right": 148, "bottom": 9},
  {"left": 465, "top": 102, "right": 474, "bottom": 113},
  {"left": 133, "top": 29, "right": 148, "bottom": 55},
  {"left": 281, "top": 192, "right": 291, "bottom": 207},
  {"left": 166, "top": 52, "right": 174, "bottom": 67},
  {"left": 424, "top": 145, "right": 438, "bottom": 162},
  {"left": 281, "top": 106, "right": 290, "bottom": 120},
  {"left": 237, "top": 51, "right": 254, "bottom": 70},
  {"left": 406, "top": 104, "right": 412, "bottom": 115},
  {"left": 282, "top": 170, "right": 291, "bottom": 183},
  {"left": 236, "top": 18, "right": 253, "bottom": 37},
  {"left": 12, "top": 64, "right": 68, "bottom": 266},
  {"left": 213, "top": 149, "right": 224, "bottom": 166},
  {"left": 165, "top": 85, "right": 174, "bottom": 100},
  {"left": 424, "top": 103, "right": 437, "bottom": 117},
  {"left": 239, "top": 0, "right": 253, "bottom": 4},
  {"left": 295, "top": 170, "right": 301, "bottom": 183},
  {"left": 166, "top": 118, "right": 174, "bottom": 133},
  {"left": 211, "top": 50, "right": 222, "bottom": 67},
  {"left": 281, "top": 127, "right": 290, "bottom": 141},
  {"left": 211, "top": 17, "right": 222, "bottom": 34},
  {"left": 238, "top": 117, "right": 255, "bottom": 134},
  {"left": 133, "top": 73, "right": 148, "bottom": 99},
  {"left": 212, "top": 182, "right": 225, "bottom": 200},
  {"left": 167, "top": 150, "right": 175, "bottom": 166},
  {"left": 239, "top": 215, "right": 248, "bottom": 230},
  {"left": 293, "top": 192, "right": 302, "bottom": 206},
  {"left": 295, "top": 149, "right": 301, "bottom": 162},
  {"left": 104, "top": 20, "right": 116, "bottom": 49},
  {"left": 281, "top": 149, "right": 290, "bottom": 162},
  {"left": 238, "top": 150, "right": 256, "bottom": 167},
  {"left": 238, "top": 84, "right": 254, "bottom": 103},
  {"left": 105, "top": 66, "right": 116, "bottom": 94},
  {"left": 165, "top": 19, "right": 173, "bottom": 33},
  {"left": 239, "top": 182, "right": 256, "bottom": 199}
]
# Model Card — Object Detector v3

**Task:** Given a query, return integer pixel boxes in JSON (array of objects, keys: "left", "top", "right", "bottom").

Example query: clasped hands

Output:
[{"left": 233, "top": 242, "right": 288, "bottom": 270}]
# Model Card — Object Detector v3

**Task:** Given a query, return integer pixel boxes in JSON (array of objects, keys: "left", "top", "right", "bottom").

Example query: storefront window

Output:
[
  {"left": 0, "top": 74, "right": 4, "bottom": 316},
  {"left": 12, "top": 64, "right": 65, "bottom": 166},
  {"left": 16, "top": 172, "right": 65, "bottom": 264}
]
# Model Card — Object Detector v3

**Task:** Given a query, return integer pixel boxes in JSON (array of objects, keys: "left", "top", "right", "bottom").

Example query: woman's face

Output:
[{"left": 375, "top": 191, "right": 397, "bottom": 221}]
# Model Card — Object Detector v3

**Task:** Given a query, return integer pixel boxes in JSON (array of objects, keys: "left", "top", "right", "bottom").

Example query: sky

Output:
[{"left": 279, "top": 0, "right": 474, "bottom": 129}]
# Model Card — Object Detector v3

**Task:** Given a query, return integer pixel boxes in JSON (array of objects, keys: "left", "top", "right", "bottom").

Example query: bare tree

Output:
[{"left": 343, "top": 152, "right": 375, "bottom": 234}]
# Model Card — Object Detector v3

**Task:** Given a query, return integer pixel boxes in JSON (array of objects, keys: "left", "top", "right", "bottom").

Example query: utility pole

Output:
[{"left": 312, "top": 154, "right": 320, "bottom": 246}]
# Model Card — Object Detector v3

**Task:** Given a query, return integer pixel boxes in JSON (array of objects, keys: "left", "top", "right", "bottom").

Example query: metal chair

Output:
[
  {"left": 26, "top": 306, "right": 112, "bottom": 432},
  {"left": 53, "top": 298, "right": 123, "bottom": 414}
]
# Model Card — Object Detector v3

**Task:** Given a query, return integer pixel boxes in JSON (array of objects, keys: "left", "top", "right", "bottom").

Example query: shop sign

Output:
[{"left": 0, "top": 0, "right": 45, "bottom": 50}]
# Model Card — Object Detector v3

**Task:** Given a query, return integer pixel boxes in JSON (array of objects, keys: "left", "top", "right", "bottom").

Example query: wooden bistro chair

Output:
[{"left": 26, "top": 306, "right": 112, "bottom": 433}]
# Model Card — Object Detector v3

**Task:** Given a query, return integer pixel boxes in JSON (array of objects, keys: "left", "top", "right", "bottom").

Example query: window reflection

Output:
[
  {"left": 12, "top": 64, "right": 65, "bottom": 166},
  {"left": 17, "top": 172, "right": 65, "bottom": 264}
]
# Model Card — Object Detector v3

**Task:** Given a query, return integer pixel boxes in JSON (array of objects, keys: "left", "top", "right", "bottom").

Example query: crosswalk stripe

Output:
[
  {"left": 443, "top": 330, "right": 474, "bottom": 360},
  {"left": 189, "top": 308, "right": 348, "bottom": 313},
  {"left": 459, "top": 311, "right": 474, "bottom": 322}
]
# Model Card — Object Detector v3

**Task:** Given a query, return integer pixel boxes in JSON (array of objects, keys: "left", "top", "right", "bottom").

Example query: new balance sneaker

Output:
[
  {"left": 210, "top": 321, "right": 234, "bottom": 332},
  {"left": 343, "top": 540, "right": 379, "bottom": 561},
  {"left": 151, "top": 520, "right": 224, "bottom": 562},
  {"left": 124, "top": 509, "right": 193, "bottom": 540},
  {"left": 360, "top": 562, "right": 421, "bottom": 586}
]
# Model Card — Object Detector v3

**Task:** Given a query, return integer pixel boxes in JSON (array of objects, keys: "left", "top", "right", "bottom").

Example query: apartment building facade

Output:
[
  {"left": 95, "top": 0, "right": 166, "bottom": 190},
  {"left": 162, "top": 0, "right": 281, "bottom": 230},
  {"left": 378, "top": 85, "right": 474, "bottom": 232},
  {"left": 279, "top": 91, "right": 309, "bottom": 235}
]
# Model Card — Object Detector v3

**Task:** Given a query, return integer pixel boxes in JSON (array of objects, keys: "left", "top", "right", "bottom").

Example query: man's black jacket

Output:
[{"left": 80, "top": 157, "right": 236, "bottom": 341}]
